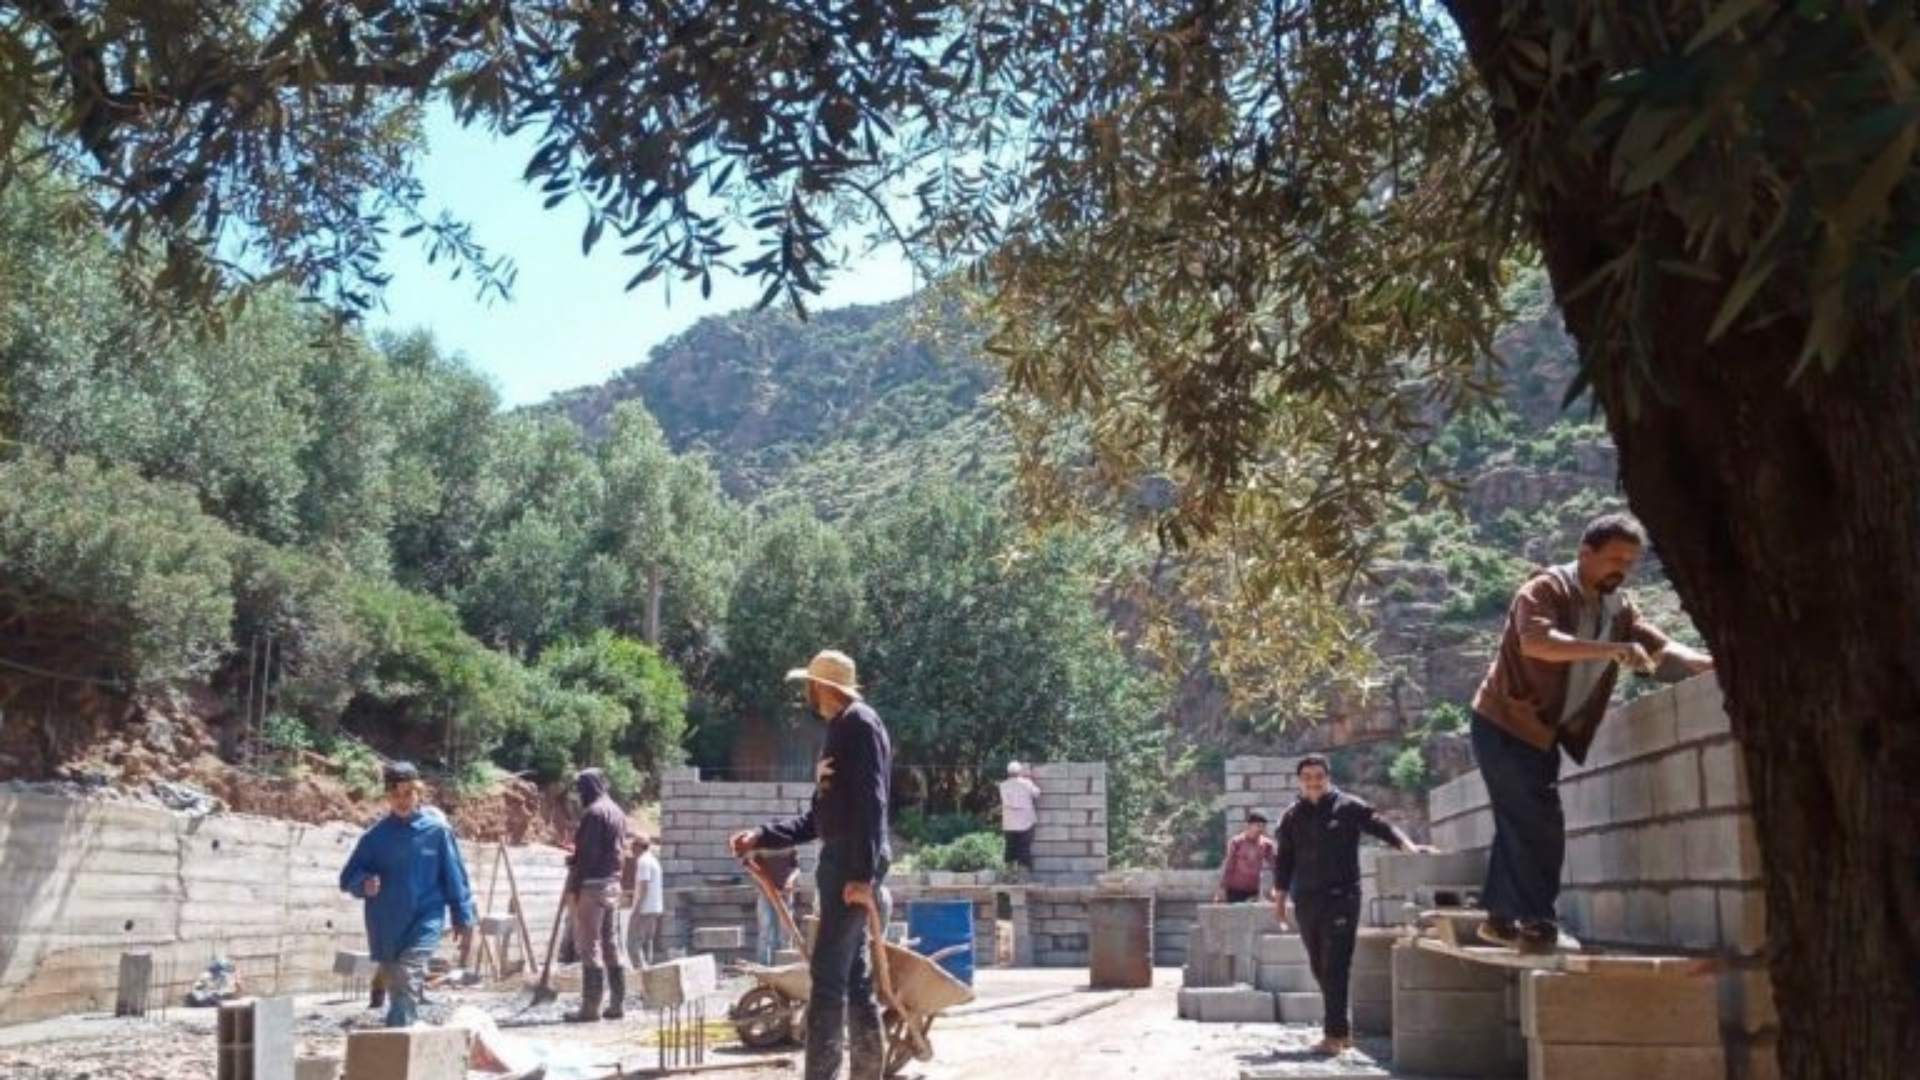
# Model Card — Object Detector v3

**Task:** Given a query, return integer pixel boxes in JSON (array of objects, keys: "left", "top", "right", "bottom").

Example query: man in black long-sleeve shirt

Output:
[
  {"left": 732, "top": 649, "right": 892, "bottom": 1080},
  {"left": 1272, "top": 755, "right": 1432, "bottom": 1056}
]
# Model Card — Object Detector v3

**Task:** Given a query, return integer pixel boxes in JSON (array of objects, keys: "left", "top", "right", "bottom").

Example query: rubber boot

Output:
[
  {"left": 564, "top": 968, "right": 604, "bottom": 1023},
  {"left": 803, "top": 999, "right": 847, "bottom": 1080},
  {"left": 602, "top": 966, "right": 626, "bottom": 1020},
  {"left": 847, "top": 1000, "right": 887, "bottom": 1080}
]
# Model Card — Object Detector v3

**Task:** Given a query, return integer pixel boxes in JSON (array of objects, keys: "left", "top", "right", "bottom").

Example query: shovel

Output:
[{"left": 518, "top": 890, "right": 571, "bottom": 1011}]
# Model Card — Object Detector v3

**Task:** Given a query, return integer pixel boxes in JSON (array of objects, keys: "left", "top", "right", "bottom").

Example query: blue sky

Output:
[{"left": 373, "top": 110, "right": 919, "bottom": 407}]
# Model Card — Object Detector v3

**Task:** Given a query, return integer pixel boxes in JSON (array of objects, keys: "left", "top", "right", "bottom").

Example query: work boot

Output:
[
  {"left": 565, "top": 968, "right": 604, "bottom": 1023},
  {"left": 602, "top": 966, "right": 626, "bottom": 1020},
  {"left": 803, "top": 999, "right": 847, "bottom": 1080},
  {"left": 847, "top": 1000, "right": 887, "bottom": 1080}
]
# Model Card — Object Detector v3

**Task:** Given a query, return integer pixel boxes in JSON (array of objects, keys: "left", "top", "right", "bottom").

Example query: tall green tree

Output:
[
  {"left": 537, "top": 630, "right": 690, "bottom": 793},
  {"left": 857, "top": 484, "right": 1169, "bottom": 861},
  {"left": 9, "top": 4, "right": 1920, "bottom": 1071},
  {"left": 718, "top": 511, "right": 867, "bottom": 728}
]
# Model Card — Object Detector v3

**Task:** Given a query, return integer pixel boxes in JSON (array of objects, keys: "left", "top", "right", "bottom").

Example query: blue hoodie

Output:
[{"left": 339, "top": 806, "right": 476, "bottom": 961}]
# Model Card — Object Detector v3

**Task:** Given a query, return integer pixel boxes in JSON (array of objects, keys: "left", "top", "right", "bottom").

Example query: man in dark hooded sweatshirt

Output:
[{"left": 564, "top": 767, "right": 630, "bottom": 1022}]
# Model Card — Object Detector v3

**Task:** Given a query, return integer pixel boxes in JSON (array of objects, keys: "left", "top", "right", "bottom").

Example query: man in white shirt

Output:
[
  {"left": 625, "top": 835, "right": 665, "bottom": 967},
  {"left": 998, "top": 761, "right": 1041, "bottom": 881}
]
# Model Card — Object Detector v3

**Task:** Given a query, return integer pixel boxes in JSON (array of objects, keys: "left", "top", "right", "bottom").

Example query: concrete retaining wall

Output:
[{"left": 0, "top": 793, "right": 568, "bottom": 1025}]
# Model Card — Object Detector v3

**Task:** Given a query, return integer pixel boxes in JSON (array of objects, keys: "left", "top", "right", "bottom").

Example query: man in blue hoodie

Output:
[
  {"left": 732, "top": 649, "right": 893, "bottom": 1080},
  {"left": 563, "top": 767, "right": 631, "bottom": 1022},
  {"left": 339, "top": 761, "right": 476, "bottom": 1028}
]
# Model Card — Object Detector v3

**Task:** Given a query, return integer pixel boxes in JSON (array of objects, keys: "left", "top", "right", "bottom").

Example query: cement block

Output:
[
  {"left": 692, "top": 925, "right": 745, "bottom": 950},
  {"left": 342, "top": 1027, "right": 468, "bottom": 1080},
  {"left": 1257, "top": 934, "right": 1308, "bottom": 964},
  {"left": 1352, "top": 997, "right": 1391, "bottom": 1037},
  {"left": 1651, "top": 749, "right": 1701, "bottom": 818},
  {"left": 1376, "top": 849, "right": 1488, "bottom": 896},
  {"left": 219, "top": 997, "right": 295, "bottom": 1080},
  {"left": 1391, "top": 1028, "right": 1512, "bottom": 1077},
  {"left": 1520, "top": 971, "right": 1718, "bottom": 1045},
  {"left": 1527, "top": 1042, "right": 1725, "bottom": 1080},
  {"left": 116, "top": 952, "right": 153, "bottom": 1017},
  {"left": 1179, "top": 986, "right": 1275, "bottom": 1023},
  {"left": 1255, "top": 963, "right": 1318, "bottom": 993},
  {"left": 1274, "top": 991, "right": 1324, "bottom": 1024},
  {"left": 639, "top": 954, "right": 718, "bottom": 1006},
  {"left": 333, "top": 951, "right": 375, "bottom": 977},
  {"left": 1395, "top": 988, "right": 1505, "bottom": 1034},
  {"left": 295, "top": 1059, "right": 341, "bottom": 1080}
]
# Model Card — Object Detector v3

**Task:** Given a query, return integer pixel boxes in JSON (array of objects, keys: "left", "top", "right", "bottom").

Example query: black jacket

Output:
[
  {"left": 1273, "top": 788, "right": 1402, "bottom": 898},
  {"left": 758, "top": 700, "right": 893, "bottom": 881},
  {"left": 567, "top": 768, "right": 628, "bottom": 891}
]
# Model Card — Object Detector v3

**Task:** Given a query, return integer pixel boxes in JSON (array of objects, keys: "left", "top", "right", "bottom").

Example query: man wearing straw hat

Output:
[{"left": 731, "top": 649, "right": 894, "bottom": 1080}]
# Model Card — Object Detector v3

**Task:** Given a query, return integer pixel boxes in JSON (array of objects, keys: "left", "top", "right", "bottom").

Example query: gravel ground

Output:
[{"left": 0, "top": 968, "right": 1441, "bottom": 1080}]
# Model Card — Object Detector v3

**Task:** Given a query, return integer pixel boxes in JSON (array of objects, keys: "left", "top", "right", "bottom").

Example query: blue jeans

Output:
[
  {"left": 1471, "top": 711, "right": 1565, "bottom": 923},
  {"left": 379, "top": 945, "right": 434, "bottom": 1028},
  {"left": 757, "top": 894, "right": 791, "bottom": 965},
  {"left": 809, "top": 844, "right": 890, "bottom": 1008}
]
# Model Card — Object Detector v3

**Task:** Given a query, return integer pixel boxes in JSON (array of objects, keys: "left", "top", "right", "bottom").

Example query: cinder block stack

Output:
[
  {"left": 1026, "top": 763, "right": 1109, "bottom": 883},
  {"left": 1390, "top": 943, "right": 1521, "bottom": 1077},
  {"left": 1521, "top": 970, "right": 1724, "bottom": 1080}
]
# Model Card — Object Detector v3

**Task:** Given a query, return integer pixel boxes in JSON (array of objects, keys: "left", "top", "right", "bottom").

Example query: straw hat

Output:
[{"left": 785, "top": 649, "right": 862, "bottom": 700}]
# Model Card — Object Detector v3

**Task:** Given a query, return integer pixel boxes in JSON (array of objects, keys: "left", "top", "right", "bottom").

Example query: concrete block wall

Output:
[
  {"left": 1025, "top": 763, "right": 1109, "bottom": 883},
  {"left": 1425, "top": 676, "right": 1777, "bottom": 1079},
  {"left": 0, "top": 791, "right": 569, "bottom": 1024},
  {"left": 658, "top": 762, "right": 1108, "bottom": 889},
  {"left": 1218, "top": 756, "right": 1301, "bottom": 836},
  {"left": 656, "top": 767, "right": 818, "bottom": 890}
]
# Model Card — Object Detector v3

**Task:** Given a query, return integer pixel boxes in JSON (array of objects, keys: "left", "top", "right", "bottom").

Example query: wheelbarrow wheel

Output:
[
  {"left": 883, "top": 1011, "right": 935, "bottom": 1076},
  {"left": 730, "top": 987, "right": 792, "bottom": 1049}
]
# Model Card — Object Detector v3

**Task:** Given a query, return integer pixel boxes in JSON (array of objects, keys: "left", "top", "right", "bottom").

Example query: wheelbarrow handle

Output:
[{"left": 741, "top": 852, "right": 811, "bottom": 963}]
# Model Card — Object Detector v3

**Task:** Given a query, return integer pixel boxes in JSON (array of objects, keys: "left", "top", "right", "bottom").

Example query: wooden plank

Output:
[{"left": 1412, "top": 936, "right": 1719, "bottom": 977}]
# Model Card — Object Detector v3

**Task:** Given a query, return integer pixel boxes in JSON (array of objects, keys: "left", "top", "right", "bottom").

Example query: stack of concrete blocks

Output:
[
  {"left": 640, "top": 954, "right": 719, "bottom": 1007},
  {"left": 1428, "top": 676, "right": 1777, "bottom": 1079},
  {"left": 341, "top": 1027, "right": 468, "bottom": 1080},
  {"left": 1252, "top": 932, "right": 1321, "bottom": 1024},
  {"left": 1026, "top": 763, "right": 1109, "bottom": 884},
  {"left": 1390, "top": 942, "right": 1522, "bottom": 1078},
  {"left": 1350, "top": 930, "right": 1395, "bottom": 1036},
  {"left": 1176, "top": 903, "right": 1279, "bottom": 1023},
  {"left": 217, "top": 997, "right": 294, "bottom": 1080},
  {"left": 1521, "top": 969, "right": 1722, "bottom": 1080}
]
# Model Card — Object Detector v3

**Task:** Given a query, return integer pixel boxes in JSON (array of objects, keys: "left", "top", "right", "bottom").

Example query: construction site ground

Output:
[{"left": 0, "top": 966, "right": 1445, "bottom": 1080}]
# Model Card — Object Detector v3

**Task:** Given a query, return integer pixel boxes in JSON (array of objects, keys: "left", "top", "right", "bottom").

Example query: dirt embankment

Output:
[{"left": 0, "top": 688, "right": 586, "bottom": 844}]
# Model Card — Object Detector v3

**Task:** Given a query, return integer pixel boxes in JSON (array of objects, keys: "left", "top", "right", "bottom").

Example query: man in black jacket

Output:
[
  {"left": 564, "top": 767, "right": 630, "bottom": 1022},
  {"left": 732, "top": 649, "right": 893, "bottom": 1080},
  {"left": 1273, "top": 755, "right": 1433, "bottom": 1056}
]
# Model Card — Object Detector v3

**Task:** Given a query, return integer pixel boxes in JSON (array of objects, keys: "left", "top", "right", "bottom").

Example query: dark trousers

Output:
[
  {"left": 1003, "top": 828, "right": 1035, "bottom": 870},
  {"left": 1471, "top": 711, "right": 1564, "bottom": 923},
  {"left": 810, "top": 844, "right": 890, "bottom": 1008},
  {"left": 1296, "top": 889, "right": 1361, "bottom": 1039}
]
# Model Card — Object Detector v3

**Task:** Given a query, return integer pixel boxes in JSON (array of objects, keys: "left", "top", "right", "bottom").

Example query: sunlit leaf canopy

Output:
[{"left": 7, "top": 0, "right": 1916, "bottom": 711}]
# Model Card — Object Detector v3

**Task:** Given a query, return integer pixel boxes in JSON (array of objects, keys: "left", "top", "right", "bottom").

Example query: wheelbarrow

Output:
[{"left": 728, "top": 854, "right": 975, "bottom": 1075}]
